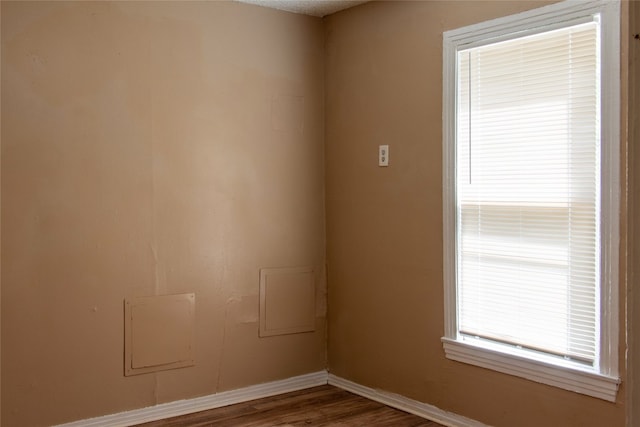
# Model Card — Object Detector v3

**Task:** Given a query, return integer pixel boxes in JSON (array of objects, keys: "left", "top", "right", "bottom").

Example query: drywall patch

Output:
[
  {"left": 124, "top": 293, "right": 195, "bottom": 376},
  {"left": 259, "top": 267, "right": 315, "bottom": 337},
  {"left": 271, "top": 95, "right": 304, "bottom": 133}
]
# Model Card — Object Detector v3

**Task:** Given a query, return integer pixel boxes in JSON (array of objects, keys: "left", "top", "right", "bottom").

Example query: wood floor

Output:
[{"left": 135, "top": 385, "right": 445, "bottom": 426}]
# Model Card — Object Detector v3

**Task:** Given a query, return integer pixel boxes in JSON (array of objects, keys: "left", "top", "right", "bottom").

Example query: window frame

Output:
[{"left": 441, "top": 0, "right": 620, "bottom": 401}]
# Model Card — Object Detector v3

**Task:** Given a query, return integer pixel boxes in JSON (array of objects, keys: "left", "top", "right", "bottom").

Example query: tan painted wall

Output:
[
  {"left": 630, "top": 1, "right": 640, "bottom": 425},
  {"left": 1, "top": 2, "right": 326, "bottom": 426},
  {"left": 1, "top": 1, "right": 635, "bottom": 426},
  {"left": 325, "top": 1, "right": 629, "bottom": 426},
  {"left": 1, "top": 2, "right": 3, "bottom": 425}
]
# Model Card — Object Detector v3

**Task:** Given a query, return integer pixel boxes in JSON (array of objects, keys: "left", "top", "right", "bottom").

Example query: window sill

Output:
[{"left": 441, "top": 337, "right": 620, "bottom": 402}]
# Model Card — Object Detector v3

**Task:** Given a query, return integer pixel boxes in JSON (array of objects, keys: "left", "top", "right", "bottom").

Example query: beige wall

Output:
[
  {"left": 325, "top": 1, "right": 629, "bottom": 426},
  {"left": 1, "top": 2, "right": 326, "bottom": 426},
  {"left": 1, "top": 2, "right": 3, "bottom": 425},
  {"left": 630, "top": 0, "right": 640, "bottom": 425},
  {"left": 2, "top": 1, "right": 636, "bottom": 427}
]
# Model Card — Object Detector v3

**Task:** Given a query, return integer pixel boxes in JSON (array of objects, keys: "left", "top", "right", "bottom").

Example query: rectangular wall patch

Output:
[
  {"left": 124, "top": 293, "right": 195, "bottom": 376},
  {"left": 259, "top": 267, "right": 315, "bottom": 337}
]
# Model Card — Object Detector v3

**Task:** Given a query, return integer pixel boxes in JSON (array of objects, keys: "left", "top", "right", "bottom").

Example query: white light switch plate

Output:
[{"left": 379, "top": 145, "right": 389, "bottom": 167}]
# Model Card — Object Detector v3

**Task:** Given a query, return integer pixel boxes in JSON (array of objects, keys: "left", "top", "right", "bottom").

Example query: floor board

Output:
[{"left": 135, "top": 385, "right": 444, "bottom": 426}]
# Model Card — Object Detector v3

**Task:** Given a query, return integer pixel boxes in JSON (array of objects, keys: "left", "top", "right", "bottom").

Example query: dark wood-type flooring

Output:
[{"left": 135, "top": 385, "right": 445, "bottom": 427}]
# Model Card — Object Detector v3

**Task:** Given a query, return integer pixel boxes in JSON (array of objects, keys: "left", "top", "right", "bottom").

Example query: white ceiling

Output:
[{"left": 236, "top": 0, "right": 369, "bottom": 17}]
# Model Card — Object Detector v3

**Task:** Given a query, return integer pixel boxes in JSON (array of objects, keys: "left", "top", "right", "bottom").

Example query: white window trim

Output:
[{"left": 441, "top": 0, "right": 620, "bottom": 401}]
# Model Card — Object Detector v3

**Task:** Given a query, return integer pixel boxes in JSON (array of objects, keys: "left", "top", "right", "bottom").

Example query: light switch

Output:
[{"left": 379, "top": 145, "right": 389, "bottom": 167}]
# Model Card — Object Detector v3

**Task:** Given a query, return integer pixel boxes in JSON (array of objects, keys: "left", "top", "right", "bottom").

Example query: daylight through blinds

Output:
[{"left": 456, "top": 21, "right": 600, "bottom": 363}]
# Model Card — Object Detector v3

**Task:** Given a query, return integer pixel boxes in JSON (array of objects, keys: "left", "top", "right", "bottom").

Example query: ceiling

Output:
[{"left": 236, "top": 0, "right": 369, "bottom": 17}]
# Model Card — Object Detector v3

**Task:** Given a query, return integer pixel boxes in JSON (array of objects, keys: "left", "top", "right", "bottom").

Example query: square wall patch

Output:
[
  {"left": 259, "top": 267, "right": 315, "bottom": 337},
  {"left": 124, "top": 293, "right": 195, "bottom": 376}
]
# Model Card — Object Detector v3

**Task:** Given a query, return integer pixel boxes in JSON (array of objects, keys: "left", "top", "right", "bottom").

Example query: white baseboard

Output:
[
  {"left": 55, "top": 370, "right": 487, "bottom": 427},
  {"left": 55, "top": 371, "right": 328, "bottom": 427},
  {"left": 328, "top": 374, "right": 490, "bottom": 427}
]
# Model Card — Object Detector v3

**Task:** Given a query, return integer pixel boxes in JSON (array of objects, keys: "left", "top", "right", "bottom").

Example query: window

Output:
[{"left": 442, "top": 0, "right": 620, "bottom": 401}]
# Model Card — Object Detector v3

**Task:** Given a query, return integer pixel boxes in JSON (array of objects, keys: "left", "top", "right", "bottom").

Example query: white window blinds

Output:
[{"left": 455, "top": 21, "right": 600, "bottom": 364}]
